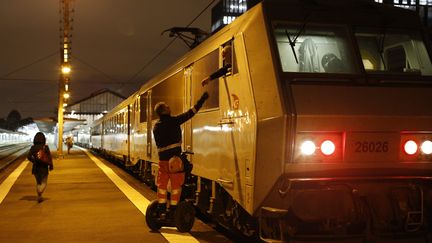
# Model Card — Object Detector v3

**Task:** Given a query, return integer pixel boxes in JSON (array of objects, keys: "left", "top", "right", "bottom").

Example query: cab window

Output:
[
  {"left": 274, "top": 24, "right": 357, "bottom": 74},
  {"left": 355, "top": 29, "right": 432, "bottom": 75}
]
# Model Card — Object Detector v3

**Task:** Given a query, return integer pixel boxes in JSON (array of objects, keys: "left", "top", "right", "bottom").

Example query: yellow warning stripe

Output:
[
  {"left": 0, "top": 161, "right": 29, "bottom": 204},
  {"left": 80, "top": 148, "right": 199, "bottom": 243}
]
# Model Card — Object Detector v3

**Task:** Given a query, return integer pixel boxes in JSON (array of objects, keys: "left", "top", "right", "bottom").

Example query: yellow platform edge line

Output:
[
  {"left": 81, "top": 148, "right": 150, "bottom": 214},
  {"left": 79, "top": 148, "right": 200, "bottom": 243},
  {"left": 0, "top": 160, "right": 29, "bottom": 204}
]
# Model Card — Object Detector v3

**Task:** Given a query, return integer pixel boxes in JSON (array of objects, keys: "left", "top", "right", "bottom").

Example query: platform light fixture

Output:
[{"left": 61, "top": 65, "right": 71, "bottom": 74}]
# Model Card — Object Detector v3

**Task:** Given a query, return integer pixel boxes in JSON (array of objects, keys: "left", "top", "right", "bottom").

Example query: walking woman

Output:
[{"left": 27, "top": 132, "right": 53, "bottom": 203}]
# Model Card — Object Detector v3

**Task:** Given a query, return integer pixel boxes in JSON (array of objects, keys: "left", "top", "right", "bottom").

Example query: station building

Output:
[
  {"left": 33, "top": 89, "right": 125, "bottom": 146},
  {"left": 63, "top": 88, "right": 125, "bottom": 128},
  {"left": 62, "top": 89, "right": 125, "bottom": 144}
]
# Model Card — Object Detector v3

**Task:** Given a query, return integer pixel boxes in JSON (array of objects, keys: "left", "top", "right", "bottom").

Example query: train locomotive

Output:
[{"left": 77, "top": 0, "right": 432, "bottom": 241}]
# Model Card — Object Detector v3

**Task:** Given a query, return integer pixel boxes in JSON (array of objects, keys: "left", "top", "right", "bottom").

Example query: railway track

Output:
[{"left": 0, "top": 143, "right": 31, "bottom": 171}]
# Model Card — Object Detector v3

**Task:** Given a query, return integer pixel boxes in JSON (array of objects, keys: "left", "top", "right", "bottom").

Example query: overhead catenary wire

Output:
[
  {"left": 0, "top": 51, "right": 59, "bottom": 79},
  {"left": 0, "top": 1, "right": 216, "bottom": 92},
  {"left": 126, "top": 0, "right": 218, "bottom": 84},
  {"left": 0, "top": 78, "right": 57, "bottom": 83},
  {"left": 71, "top": 55, "right": 121, "bottom": 84}
]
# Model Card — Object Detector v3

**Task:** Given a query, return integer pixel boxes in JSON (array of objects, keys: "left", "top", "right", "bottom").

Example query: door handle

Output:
[
  {"left": 218, "top": 119, "right": 235, "bottom": 126},
  {"left": 217, "top": 178, "right": 233, "bottom": 186}
]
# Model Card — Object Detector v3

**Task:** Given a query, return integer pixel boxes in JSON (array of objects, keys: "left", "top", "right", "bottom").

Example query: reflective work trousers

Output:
[{"left": 157, "top": 160, "right": 185, "bottom": 206}]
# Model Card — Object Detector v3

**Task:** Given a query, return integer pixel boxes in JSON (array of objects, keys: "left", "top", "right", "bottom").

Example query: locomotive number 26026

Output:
[{"left": 355, "top": 141, "right": 389, "bottom": 153}]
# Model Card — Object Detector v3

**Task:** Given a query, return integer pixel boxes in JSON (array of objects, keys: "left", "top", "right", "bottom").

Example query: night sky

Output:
[{"left": 0, "top": 0, "right": 215, "bottom": 119}]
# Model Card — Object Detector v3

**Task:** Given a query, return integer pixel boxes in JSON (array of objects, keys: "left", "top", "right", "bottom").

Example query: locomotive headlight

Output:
[
  {"left": 421, "top": 140, "right": 432, "bottom": 155},
  {"left": 296, "top": 132, "right": 343, "bottom": 162},
  {"left": 400, "top": 133, "right": 432, "bottom": 161},
  {"left": 321, "top": 140, "right": 336, "bottom": 156},
  {"left": 300, "top": 141, "right": 316, "bottom": 155},
  {"left": 404, "top": 140, "right": 418, "bottom": 155}
]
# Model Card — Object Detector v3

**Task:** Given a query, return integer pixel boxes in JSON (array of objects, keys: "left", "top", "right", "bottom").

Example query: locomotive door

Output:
[
  {"left": 216, "top": 41, "right": 244, "bottom": 201},
  {"left": 132, "top": 92, "right": 150, "bottom": 162},
  {"left": 188, "top": 46, "right": 239, "bottom": 190}
]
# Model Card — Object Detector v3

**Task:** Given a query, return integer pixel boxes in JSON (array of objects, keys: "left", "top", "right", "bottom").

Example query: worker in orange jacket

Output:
[{"left": 153, "top": 91, "right": 209, "bottom": 216}]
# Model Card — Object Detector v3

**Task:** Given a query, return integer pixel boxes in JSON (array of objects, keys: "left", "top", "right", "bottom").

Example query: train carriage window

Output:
[
  {"left": 355, "top": 29, "right": 432, "bottom": 75},
  {"left": 120, "top": 112, "right": 125, "bottom": 133},
  {"left": 139, "top": 92, "right": 147, "bottom": 123},
  {"left": 91, "top": 124, "right": 101, "bottom": 136},
  {"left": 274, "top": 24, "right": 357, "bottom": 74},
  {"left": 105, "top": 119, "right": 109, "bottom": 134},
  {"left": 110, "top": 117, "right": 114, "bottom": 134},
  {"left": 118, "top": 114, "right": 121, "bottom": 133},
  {"left": 120, "top": 113, "right": 123, "bottom": 133},
  {"left": 115, "top": 114, "right": 118, "bottom": 133},
  {"left": 192, "top": 49, "right": 219, "bottom": 109},
  {"left": 122, "top": 112, "right": 125, "bottom": 133},
  {"left": 151, "top": 71, "right": 184, "bottom": 120},
  {"left": 115, "top": 115, "right": 118, "bottom": 133},
  {"left": 112, "top": 117, "right": 115, "bottom": 134},
  {"left": 132, "top": 101, "right": 138, "bottom": 127}
]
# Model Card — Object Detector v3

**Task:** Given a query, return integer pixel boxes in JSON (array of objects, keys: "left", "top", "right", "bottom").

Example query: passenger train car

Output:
[{"left": 80, "top": 0, "right": 432, "bottom": 241}]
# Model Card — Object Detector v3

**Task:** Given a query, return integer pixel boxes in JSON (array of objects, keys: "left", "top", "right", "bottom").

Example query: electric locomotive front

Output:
[{"left": 257, "top": 0, "right": 432, "bottom": 241}]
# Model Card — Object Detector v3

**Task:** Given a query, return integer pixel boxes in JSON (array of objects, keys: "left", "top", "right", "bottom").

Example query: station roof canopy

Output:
[{"left": 33, "top": 117, "right": 86, "bottom": 134}]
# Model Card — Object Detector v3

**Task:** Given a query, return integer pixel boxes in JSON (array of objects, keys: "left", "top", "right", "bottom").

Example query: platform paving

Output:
[{"left": 0, "top": 146, "right": 228, "bottom": 243}]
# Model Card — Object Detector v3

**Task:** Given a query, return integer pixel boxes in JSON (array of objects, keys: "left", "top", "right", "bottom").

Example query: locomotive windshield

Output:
[
  {"left": 273, "top": 24, "right": 357, "bottom": 74},
  {"left": 355, "top": 29, "right": 432, "bottom": 75},
  {"left": 274, "top": 24, "right": 432, "bottom": 77}
]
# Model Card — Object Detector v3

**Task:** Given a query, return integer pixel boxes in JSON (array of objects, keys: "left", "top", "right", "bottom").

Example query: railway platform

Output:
[{"left": 0, "top": 145, "right": 231, "bottom": 243}]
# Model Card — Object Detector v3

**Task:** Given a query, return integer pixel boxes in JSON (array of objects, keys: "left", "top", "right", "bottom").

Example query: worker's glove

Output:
[{"left": 201, "top": 77, "right": 210, "bottom": 87}]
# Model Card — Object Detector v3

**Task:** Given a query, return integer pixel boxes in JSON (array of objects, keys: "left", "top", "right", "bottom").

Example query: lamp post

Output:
[
  {"left": 57, "top": 65, "right": 70, "bottom": 157},
  {"left": 58, "top": 0, "right": 72, "bottom": 157},
  {"left": 57, "top": 80, "right": 64, "bottom": 157}
]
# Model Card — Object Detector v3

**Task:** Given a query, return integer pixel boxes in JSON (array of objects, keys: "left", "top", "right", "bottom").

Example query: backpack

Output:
[{"left": 36, "top": 145, "right": 52, "bottom": 165}]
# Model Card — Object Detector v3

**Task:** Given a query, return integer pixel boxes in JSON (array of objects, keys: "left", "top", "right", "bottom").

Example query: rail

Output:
[{"left": 0, "top": 143, "right": 32, "bottom": 171}]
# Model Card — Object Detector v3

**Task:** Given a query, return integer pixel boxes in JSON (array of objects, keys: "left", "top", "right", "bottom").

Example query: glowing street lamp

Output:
[{"left": 61, "top": 65, "right": 71, "bottom": 74}]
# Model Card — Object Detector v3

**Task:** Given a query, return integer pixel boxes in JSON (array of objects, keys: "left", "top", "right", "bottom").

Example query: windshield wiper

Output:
[
  {"left": 378, "top": 30, "right": 387, "bottom": 70},
  {"left": 284, "top": 17, "right": 308, "bottom": 64}
]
